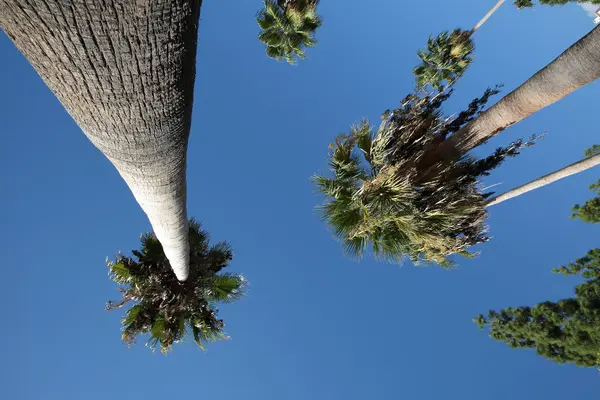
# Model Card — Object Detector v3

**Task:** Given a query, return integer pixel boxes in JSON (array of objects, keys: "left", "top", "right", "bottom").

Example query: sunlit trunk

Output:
[
  {"left": 486, "top": 153, "right": 600, "bottom": 207},
  {"left": 472, "top": 0, "right": 505, "bottom": 32},
  {"left": 1, "top": 0, "right": 203, "bottom": 281},
  {"left": 438, "top": 25, "right": 600, "bottom": 161}
]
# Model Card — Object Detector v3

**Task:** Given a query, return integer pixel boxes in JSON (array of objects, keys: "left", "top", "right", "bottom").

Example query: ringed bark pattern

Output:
[{"left": 0, "top": 0, "right": 203, "bottom": 281}]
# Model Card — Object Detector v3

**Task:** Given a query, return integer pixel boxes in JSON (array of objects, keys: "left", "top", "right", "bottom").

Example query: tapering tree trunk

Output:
[
  {"left": 472, "top": 0, "right": 505, "bottom": 32},
  {"left": 0, "top": 0, "right": 202, "bottom": 281},
  {"left": 486, "top": 153, "right": 600, "bottom": 207},
  {"left": 437, "top": 25, "right": 600, "bottom": 161}
]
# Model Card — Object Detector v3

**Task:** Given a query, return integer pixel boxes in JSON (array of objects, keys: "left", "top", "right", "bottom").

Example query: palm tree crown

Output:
[
  {"left": 256, "top": 0, "right": 323, "bottom": 64},
  {"left": 314, "top": 89, "right": 537, "bottom": 267},
  {"left": 413, "top": 29, "right": 474, "bottom": 91},
  {"left": 106, "top": 219, "right": 246, "bottom": 354}
]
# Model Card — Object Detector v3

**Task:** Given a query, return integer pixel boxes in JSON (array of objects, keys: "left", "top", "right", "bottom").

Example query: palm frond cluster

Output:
[
  {"left": 106, "top": 219, "right": 246, "bottom": 354},
  {"left": 314, "top": 88, "right": 538, "bottom": 267},
  {"left": 256, "top": 0, "right": 322, "bottom": 64},
  {"left": 413, "top": 29, "right": 474, "bottom": 91}
]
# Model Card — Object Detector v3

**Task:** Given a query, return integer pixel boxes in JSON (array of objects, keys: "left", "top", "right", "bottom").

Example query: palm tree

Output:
[
  {"left": 1, "top": 1, "right": 201, "bottom": 281},
  {"left": 486, "top": 152, "right": 600, "bottom": 207},
  {"left": 107, "top": 219, "right": 246, "bottom": 354},
  {"left": 256, "top": 0, "right": 323, "bottom": 64},
  {"left": 413, "top": 0, "right": 505, "bottom": 91},
  {"left": 431, "top": 25, "right": 600, "bottom": 163},
  {"left": 314, "top": 89, "right": 538, "bottom": 267}
]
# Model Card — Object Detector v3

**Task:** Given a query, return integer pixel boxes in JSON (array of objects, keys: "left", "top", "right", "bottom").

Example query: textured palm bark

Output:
[
  {"left": 486, "top": 153, "right": 600, "bottom": 207},
  {"left": 0, "top": 0, "right": 202, "bottom": 281},
  {"left": 437, "top": 25, "right": 600, "bottom": 161}
]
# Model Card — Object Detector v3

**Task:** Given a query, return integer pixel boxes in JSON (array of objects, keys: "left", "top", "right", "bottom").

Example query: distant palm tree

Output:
[
  {"left": 256, "top": 0, "right": 323, "bottom": 64},
  {"left": 413, "top": 29, "right": 475, "bottom": 91},
  {"left": 316, "top": 26, "right": 600, "bottom": 265},
  {"left": 314, "top": 89, "right": 536, "bottom": 267},
  {"left": 414, "top": 0, "right": 505, "bottom": 91},
  {"left": 107, "top": 219, "right": 246, "bottom": 354},
  {"left": 486, "top": 152, "right": 600, "bottom": 207}
]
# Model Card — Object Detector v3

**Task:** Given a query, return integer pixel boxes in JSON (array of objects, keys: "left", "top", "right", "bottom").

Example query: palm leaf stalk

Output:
[
  {"left": 314, "top": 88, "right": 538, "bottom": 267},
  {"left": 256, "top": 0, "right": 323, "bottom": 64},
  {"left": 413, "top": 0, "right": 505, "bottom": 91},
  {"left": 107, "top": 219, "right": 247, "bottom": 354}
]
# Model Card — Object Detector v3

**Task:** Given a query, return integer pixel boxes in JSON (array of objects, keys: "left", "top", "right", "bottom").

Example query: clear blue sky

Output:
[{"left": 1, "top": 1, "right": 599, "bottom": 398}]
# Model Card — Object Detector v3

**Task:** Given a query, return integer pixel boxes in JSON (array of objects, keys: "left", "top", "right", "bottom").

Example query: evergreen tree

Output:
[
  {"left": 106, "top": 219, "right": 246, "bottom": 354},
  {"left": 475, "top": 249, "right": 600, "bottom": 367}
]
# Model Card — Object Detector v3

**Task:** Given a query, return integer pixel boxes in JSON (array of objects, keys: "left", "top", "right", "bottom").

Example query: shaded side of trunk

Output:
[
  {"left": 438, "top": 25, "right": 600, "bottom": 160},
  {"left": 472, "top": 0, "right": 505, "bottom": 32},
  {"left": 486, "top": 153, "right": 600, "bottom": 207},
  {"left": 0, "top": 0, "right": 202, "bottom": 281}
]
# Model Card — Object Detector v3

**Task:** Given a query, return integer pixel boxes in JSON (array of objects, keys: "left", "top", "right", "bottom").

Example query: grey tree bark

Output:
[
  {"left": 0, "top": 0, "right": 203, "bottom": 281},
  {"left": 437, "top": 25, "right": 600, "bottom": 160},
  {"left": 472, "top": 0, "right": 504, "bottom": 32},
  {"left": 486, "top": 153, "right": 600, "bottom": 207}
]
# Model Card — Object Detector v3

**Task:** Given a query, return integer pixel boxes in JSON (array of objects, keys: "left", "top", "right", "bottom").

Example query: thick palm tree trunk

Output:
[
  {"left": 0, "top": 0, "right": 202, "bottom": 281},
  {"left": 438, "top": 25, "right": 600, "bottom": 161},
  {"left": 472, "top": 0, "right": 505, "bottom": 32},
  {"left": 486, "top": 153, "right": 600, "bottom": 207}
]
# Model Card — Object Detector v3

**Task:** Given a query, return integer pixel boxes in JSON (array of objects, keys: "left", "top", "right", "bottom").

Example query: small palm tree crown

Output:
[
  {"left": 106, "top": 219, "right": 246, "bottom": 354},
  {"left": 314, "top": 88, "right": 538, "bottom": 267},
  {"left": 413, "top": 29, "right": 474, "bottom": 91},
  {"left": 256, "top": 0, "right": 323, "bottom": 64}
]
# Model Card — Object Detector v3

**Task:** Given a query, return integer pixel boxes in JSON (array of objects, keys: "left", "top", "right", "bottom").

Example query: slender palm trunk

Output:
[
  {"left": 0, "top": 0, "right": 202, "bottom": 281},
  {"left": 472, "top": 0, "right": 505, "bottom": 32},
  {"left": 486, "top": 153, "right": 600, "bottom": 207},
  {"left": 438, "top": 25, "right": 600, "bottom": 160}
]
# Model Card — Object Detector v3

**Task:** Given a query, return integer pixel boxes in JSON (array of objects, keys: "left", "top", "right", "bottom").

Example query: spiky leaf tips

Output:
[
  {"left": 106, "top": 219, "right": 246, "bottom": 354},
  {"left": 314, "top": 89, "right": 538, "bottom": 267},
  {"left": 475, "top": 249, "right": 600, "bottom": 368},
  {"left": 413, "top": 29, "right": 474, "bottom": 92},
  {"left": 256, "top": 0, "right": 323, "bottom": 64}
]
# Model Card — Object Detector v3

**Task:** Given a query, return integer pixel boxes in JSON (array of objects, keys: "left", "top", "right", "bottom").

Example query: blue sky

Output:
[{"left": 1, "top": 1, "right": 599, "bottom": 398}]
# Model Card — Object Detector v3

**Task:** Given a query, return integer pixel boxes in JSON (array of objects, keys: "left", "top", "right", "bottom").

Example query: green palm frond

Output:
[
  {"left": 191, "top": 316, "right": 225, "bottom": 351},
  {"left": 122, "top": 304, "right": 143, "bottom": 327},
  {"left": 107, "top": 219, "right": 247, "bottom": 354},
  {"left": 107, "top": 260, "right": 134, "bottom": 284},
  {"left": 207, "top": 273, "right": 246, "bottom": 303},
  {"left": 315, "top": 89, "right": 536, "bottom": 267},
  {"left": 256, "top": 0, "right": 323, "bottom": 64},
  {"left": 413, "top": 29, "right": 474, "bottom": 91}
]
